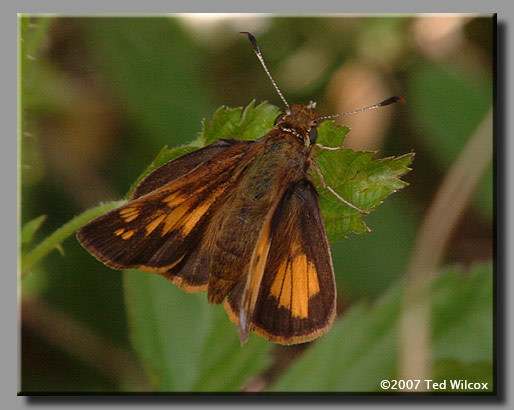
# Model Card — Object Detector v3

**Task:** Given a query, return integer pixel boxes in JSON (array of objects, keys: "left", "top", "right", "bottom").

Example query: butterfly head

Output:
[{"left": 274, "top": 102, "right": 319, "bottom": 146}]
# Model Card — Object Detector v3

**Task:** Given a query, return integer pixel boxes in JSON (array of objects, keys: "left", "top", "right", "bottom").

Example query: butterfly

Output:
[{"left": 77, "top": 32, "right": 403, "bottom": 345}]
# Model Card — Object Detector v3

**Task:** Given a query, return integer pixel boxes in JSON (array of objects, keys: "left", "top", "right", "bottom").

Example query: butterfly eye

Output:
[
  {"left": 308, "top": 126, "right": 318, "bottom": 144},
  {"left": 274, "top": 114, "right": 285, "bottom": 126}
]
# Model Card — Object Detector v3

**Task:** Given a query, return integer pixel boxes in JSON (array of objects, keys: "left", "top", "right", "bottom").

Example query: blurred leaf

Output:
[
  {"left": 21, "top": 215, "right": 46, "bottom": 248},
  {"left": 432, "top": 262, "right": 493, "bottom": 363},
  {"left": 408, "top": 62, "right": 492, "bottom": 219},
  {"left": 269, "top": 284, "right": 400, "bottom": 391},
  {"left": 123, "top": 271, "right": 271, "bottom": 391},
  {"left": 332, "top": 196, "right": 418, "bottom": 298},
  {"left": 190, "top": 306, "right": 271, "bottom": 391},
  {"left": 477, "top": 166, "right": 493, "bottom": 220},
  {"left": 269, "top": 263, "right": 492, "bottom": 392},
  {"left": 84, "top": 18, "right": 214, "bottom": 152},
  {"left": 433, "top": 359, "right": 493, "bottom": 392}
]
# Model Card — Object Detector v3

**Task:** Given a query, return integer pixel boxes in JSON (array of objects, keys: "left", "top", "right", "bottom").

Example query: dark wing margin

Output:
[
  {"left": 77, "top": 140, "right": 254, "bottom": 292},
  {"left": 225, "top": 179, "right": 336, "bottom": 345}
]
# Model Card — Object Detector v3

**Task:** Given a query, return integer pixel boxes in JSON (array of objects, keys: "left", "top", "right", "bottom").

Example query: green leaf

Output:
[
  {"left": 314, "top": 121, "right": 414, "bottom": 242},
  {"left": 123, "top": 271, "right": 271, "bottom": 391},
  {"left": 202, "top": 100, "right": 280, "bottom": 145},
  {"left": 190, "top": 306, "right": 271, "bottom": 391},
  {"left": 269, "top": 263, "right": 492, "bottom": 392},
  {"left": 21, "top": 215, "right": 46, "bottom": 248}
]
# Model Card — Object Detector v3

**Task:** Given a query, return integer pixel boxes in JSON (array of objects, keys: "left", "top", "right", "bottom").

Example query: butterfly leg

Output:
[
  {"left": 311, "top": 159, "right": 370, "bottom": 214},
  {"left": 315, "top": 143, "right": 345, "bottom": 151}
]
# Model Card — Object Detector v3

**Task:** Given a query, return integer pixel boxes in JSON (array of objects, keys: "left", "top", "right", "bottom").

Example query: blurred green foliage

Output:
[
  {"left": 19, "top": 15, "right": 493, "bottom": 393},
  {"left": 270, "top": 263, "right": 492, "bottom": 392}
]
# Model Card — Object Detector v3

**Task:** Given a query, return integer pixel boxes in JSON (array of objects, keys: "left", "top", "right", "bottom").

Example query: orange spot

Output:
[
  {"left": 146, "top": 213, "right": 166, "bottom": 236},
  {"left": 121, "top": 230, "right": 135, "bottom": 240},
  {"left": 114, "top": 228, "right": 125, "bottom": 236},
  {"left": 119, "top": 207, "right": 140, "bottom": 222},
  {"left": 162, "top": 203, "right": 189, "bottom": 235},
  {"left": 270, "top": 260, "right": 286, "bottom": 300},
  {"left": 291, "top": 255, "right": 309, "bottom": 318},
  {"left": 162, "top": 193, "right": 187, "bottom": 208},
  {"left": 181, "top": 201, "right": 212, "bottom": 236},
  {"left": 162, "top": 186, "right": 225, "bottom": 236},
  {"left": 307, "top": 260, "right": 320, "bottom": 296}
]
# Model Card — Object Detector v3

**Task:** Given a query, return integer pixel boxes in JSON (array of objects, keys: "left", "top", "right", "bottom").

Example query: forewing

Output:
[
  {"left": 131, "top": 139, "right": 249, "bottom": 199},
  {"left": 225, "top": 180, "right": 336, "bottom": 344},
  {"left": 77, "top": 140, "right": 255, "bottom": 290}
]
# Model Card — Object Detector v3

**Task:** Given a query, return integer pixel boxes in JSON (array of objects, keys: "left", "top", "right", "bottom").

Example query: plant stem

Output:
[
  {"left": 21, "top": 200, "right": 125, "bottom": 278},
  {"left": 399, "top": 108, "right": 493, "bottom": 389}
]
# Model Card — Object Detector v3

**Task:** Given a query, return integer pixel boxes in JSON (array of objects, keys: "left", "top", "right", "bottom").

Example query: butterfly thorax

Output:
[{"left": 274, "top": 103, "right": 318, "bottom": 147}]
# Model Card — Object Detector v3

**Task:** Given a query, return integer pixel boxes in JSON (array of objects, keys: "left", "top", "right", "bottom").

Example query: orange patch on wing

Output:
[
  {"left": 114, "top": 228, "right": 125, "bottom": 236},
  {"left": 307, "top": 260, "right": 320, "bottom": 295},
  {"left": 162, "top": 186, "right": 227, "bottom": 236},
  {"left": 119, "top": 207, "right": 140, "bottom": 222},
  {"left": 162, "top": 203, "right": 190, "bottom": 235},
  {"left": 181, "top": 201, "right": 212, "bottom": 236},
  {"left": 292, "top": 255, "right": 309, "bottom": 319},
  {"left": 162, "top": 193, "right": 187, "bottom": 208},
  {"left": 145, "top": 213, "right": 166, "bottom": 236},
  {"left": 121, "top": 229, "right": 135, "bottom": 240},
  {"left": 269, "top": 247, "right": 319, "bottom": 319}
]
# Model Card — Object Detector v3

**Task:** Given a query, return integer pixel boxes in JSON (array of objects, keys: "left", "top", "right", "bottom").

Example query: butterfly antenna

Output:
[
  {"left": 240, "top": 31, "right": 290, "bottom": 110},
  {"left": 315, "top": 96, "right": 405, "bottom": 122}
]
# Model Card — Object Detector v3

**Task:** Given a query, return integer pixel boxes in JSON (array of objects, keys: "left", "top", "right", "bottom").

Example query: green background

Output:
[{"left": 19, "top": 15, "right": 493, "bottom": 392}]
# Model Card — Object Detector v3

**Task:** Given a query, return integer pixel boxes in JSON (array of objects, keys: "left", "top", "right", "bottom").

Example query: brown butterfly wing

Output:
[
  {"left": 77, "top": 140, "right": 255, "bottom": 291},
  {"left": 131, "top": 139, "right": 249, "bottom": 199},
  {"left": 225, "top": 179, "right": 336, "bottom": 344}
]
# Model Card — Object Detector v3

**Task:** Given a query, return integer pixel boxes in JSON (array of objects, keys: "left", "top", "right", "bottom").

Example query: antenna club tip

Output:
[
  {"left": 379, "top": 96, "right": 406, "bottom": 107},
  {"left": 239, "top": 31, "right": 259, "bottom": 53},
  {"left": 239, "top": 31, "right": 255, "bottom": 40}
]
